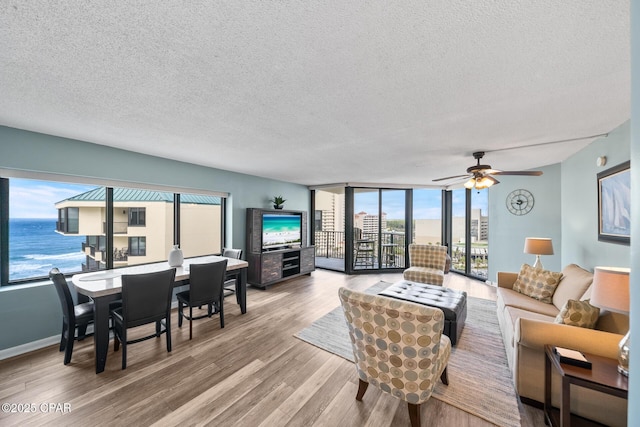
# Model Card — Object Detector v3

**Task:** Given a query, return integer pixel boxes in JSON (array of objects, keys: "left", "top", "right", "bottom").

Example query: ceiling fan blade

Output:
[
  {"left": 491, "top": 170, "right": 543, "bottom": 176},
  {"left": 432, "top": 174, "right": 471, "bottom": 182}
]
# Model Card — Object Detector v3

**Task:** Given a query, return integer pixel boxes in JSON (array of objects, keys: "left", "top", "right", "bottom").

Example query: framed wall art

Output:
[{"left": 597, "top": 160, "right": 630, "bottom": 245}]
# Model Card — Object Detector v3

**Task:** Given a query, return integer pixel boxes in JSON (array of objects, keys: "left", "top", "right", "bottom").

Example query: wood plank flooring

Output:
[{"left": 0, "top": 270, "right": 545, "bottom": 426}]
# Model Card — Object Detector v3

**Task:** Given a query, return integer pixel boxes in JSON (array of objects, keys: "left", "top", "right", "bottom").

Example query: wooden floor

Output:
[{"left": 0, "top": 270, "right": 546, "bottom": 426}]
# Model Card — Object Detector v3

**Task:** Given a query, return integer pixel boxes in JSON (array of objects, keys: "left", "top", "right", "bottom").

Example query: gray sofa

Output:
[{"left": 495, "top": 264, "right": 628, "bottom": 426}]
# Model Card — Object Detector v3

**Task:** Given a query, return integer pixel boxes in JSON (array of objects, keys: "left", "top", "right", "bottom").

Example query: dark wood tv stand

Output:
[{"left": 246, "top": 208, "right": 315, "bottom": 289}]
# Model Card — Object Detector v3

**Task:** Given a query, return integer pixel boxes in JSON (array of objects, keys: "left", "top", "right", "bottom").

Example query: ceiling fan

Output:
[{"left": 432, "top": 151, "right": 543, "bottom": 189}]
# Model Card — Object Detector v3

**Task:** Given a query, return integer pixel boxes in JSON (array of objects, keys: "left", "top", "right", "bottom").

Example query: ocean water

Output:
[
  {"left": 262, "top": 214, "right": 301, "bottom": 233},
  {"left": 9, "top": 218, "right": 86, "bottom": 281}
]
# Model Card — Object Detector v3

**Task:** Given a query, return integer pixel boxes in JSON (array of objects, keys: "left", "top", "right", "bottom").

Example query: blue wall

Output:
[
  {"left": 488, "top": 122, "right": 630, "bottom": 280},
  {"left": 629, "top": 0, "right": 638, "bottom": 420},
  {"left": 488, "top": 163, "right": 563, "bottom": 280},
  {"left": 561, "top": 123, "right": 630, "bottom": 268},
  {"left": 0, "top": 125, "right": 310, "bottom": 350}
]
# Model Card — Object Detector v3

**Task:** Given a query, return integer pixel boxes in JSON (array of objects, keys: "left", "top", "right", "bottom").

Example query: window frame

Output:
[
  {"left": 0, "top": 174, "right": 228, "bottom": 286},
  {"left": 128, "top": 236, "right": 147, "bottom": 256},
  {"left": 128, "top": 207, "right": 146, "bottom": 226}
]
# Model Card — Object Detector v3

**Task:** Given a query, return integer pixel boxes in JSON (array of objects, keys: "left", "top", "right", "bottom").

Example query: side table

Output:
[{"left": 544, "top": 345, "right": 628, "bottom": 426}]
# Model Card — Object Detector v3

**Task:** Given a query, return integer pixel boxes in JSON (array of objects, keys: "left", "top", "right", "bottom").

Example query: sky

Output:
[
  {"left": 354, "top": 188, "right": 488, "bottom": 220},
  {"left": 9, "top": 179, "right": 95, "bottom": 218},
  {"left": 10, "top": 178, "right": 489, "bottom": 220}
]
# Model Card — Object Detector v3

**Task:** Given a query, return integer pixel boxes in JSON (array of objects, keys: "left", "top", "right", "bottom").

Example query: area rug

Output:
[{"left": 294, "top": 281, "right": 520, "bottom": 427}]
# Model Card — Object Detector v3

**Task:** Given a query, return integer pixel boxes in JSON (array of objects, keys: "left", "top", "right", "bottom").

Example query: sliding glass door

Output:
[
  {"left": 311, "top": 185, "right": 488, "bottom": 279},
  {"left": 352, "top": 188, "right": 379, "bottom": 270},
  {"left": 313, "top": 187, "right": 346, "bottom": 271},
  {"left": 448, "top": 188, "right": 489, "bottom": 280},
  {"left": 350, "top": 188, "right": 407, "bottom": 272}
]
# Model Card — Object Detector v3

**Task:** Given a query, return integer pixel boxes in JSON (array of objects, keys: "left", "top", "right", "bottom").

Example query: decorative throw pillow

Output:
[
  {"left": 554, "top": 299, "right": 600, "bottom": 329},
  {"left": 512, "top": 263, "right": 563, "bottom": 304}
]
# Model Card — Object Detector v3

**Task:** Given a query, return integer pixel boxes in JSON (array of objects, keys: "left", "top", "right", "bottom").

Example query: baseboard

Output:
[
  {"left": 519, "top": 396, "right": 543, "bottom": 409},
  {"left": 1, "top": 305, "right": 182, "bottom": 362},
  {"left": 0, "top": 335, "right": 60, "bottom": 361}
]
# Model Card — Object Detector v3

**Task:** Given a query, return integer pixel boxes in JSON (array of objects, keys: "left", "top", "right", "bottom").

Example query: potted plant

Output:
[{"left": 270, "top": 195, "right": 286, "bottom": 209}]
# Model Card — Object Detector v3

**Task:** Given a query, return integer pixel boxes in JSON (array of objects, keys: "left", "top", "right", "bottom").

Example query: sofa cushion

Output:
[
  {"left": 552, "top": 264, "right": 594, "bottom": 311},
  {"left": 512, "top": 264, "right": 563, "bottom": 304},
  {"left": 497, "top": 287, "right": 560, "bottom": 317},
  {"left": 503, "top": 305, "right": 556, "bottom": 348},
  {"left": 554, "top": 299, "right": 600, "bottom": 329}
]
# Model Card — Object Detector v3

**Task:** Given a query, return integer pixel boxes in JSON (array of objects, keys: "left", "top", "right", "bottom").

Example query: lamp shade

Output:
[
  {"left": 523, "top": 238, "right": 554, "bottom": 255},
  {"left": 590, "top": 266, "right": 630, "bottom": 314}
]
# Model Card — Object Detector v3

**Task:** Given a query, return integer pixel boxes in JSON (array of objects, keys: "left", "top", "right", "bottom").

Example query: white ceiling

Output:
[{"left": 0, "top": 1, "right": 630, "bottom": 187}]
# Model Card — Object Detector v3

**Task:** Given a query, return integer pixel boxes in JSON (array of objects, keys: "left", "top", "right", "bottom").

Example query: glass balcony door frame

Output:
[
  {"left": 344, "top": 187, "right": 412, "bottom": 274},
  {"left": 311, "top": 186, "right": 487, "bottom": 280},
  {"left": 441, "top": 188, "right": 487, "bottom": 281}
]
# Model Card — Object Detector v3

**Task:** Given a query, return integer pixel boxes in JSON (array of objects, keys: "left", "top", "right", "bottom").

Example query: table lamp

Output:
[
  {"left": 523, "top": 237, "right": 554, "bottom": 269},
  {"left": 589, "top": 266, "right": 631, "bottom": 376}
]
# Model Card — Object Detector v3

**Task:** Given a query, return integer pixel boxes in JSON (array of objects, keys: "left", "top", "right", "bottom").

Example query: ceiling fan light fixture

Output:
[
  {"left": 463, "top": 175, "right": 497, "bottom": 190},
  {"left": 475, "top": 177, "right": 491, "bottom": 189},
  {"left": 464, "top": 178, "right": 476, "bottom": 189}
]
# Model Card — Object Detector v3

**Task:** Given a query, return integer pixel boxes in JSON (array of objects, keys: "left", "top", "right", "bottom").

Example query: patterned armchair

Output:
[
  {"left": 403, "top": 244, "right": 448, "bottom": 286},
  {"left": 338, "top": 287, "right": 451, "bottom": 427}
]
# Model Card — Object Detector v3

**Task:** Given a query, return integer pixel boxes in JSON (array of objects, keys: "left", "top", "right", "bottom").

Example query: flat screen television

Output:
[{"left": 262, "top": 212, "right": 302, "bottom": 251}]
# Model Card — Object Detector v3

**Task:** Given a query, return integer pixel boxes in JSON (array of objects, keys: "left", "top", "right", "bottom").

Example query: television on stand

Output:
[
  {"left": 246, "top": 208, "right": 314, "bottom": 288},
  {"left": 261, "top": 212, "right": 302, "bottom": 251}
]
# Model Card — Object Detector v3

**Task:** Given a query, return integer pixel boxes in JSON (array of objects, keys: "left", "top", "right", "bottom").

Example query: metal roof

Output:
[{"left": 61, "top": 187, "right": 220, "bottom": 205}]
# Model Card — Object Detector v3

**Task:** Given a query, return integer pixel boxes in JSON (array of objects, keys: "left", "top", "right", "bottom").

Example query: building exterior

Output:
[
  {"left": 55, "top": 187, "right": 221, "bottom": 271},
  {"left": 354, "top": 211, "right": 387, "bottom": 235},
  {"left": 414, "top": 208, "right": 487, "bottom": 244},
  {"left": 314, "top": 190, "right": 345, "bottom": 233}
]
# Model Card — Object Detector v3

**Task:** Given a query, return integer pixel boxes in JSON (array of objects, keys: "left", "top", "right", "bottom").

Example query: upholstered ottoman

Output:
[{"left": 378, "top": 280, "right": 467, "bottom": 345}]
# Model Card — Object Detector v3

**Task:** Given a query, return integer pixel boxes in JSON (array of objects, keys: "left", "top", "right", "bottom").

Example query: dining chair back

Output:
[
  {"left": 49, "top": 268, "right": 94, "bottom": 365},
  {"left": 111, "top": 268, "right": 176, "bottom": 369},
  {"left": 222, "top": 248, "right": 242, "bottom": 259},
  {"left": 222, "top": 248, "right": 243, "bottom": 301},
  {"left": 177, "top": 259, "right": 228, "bottom": 339}
]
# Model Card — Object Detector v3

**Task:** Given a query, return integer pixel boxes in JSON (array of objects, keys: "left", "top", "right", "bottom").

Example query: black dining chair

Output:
[
  {"left": 177, "top": 259, "right": 227, "bottom": 340},
  {"left": 222, "top": 248, "right": 242, "bottom": 301},
  {"left": 49, "top": 268, "right": 94, "bottom": 365},
  {"left": 111, "top": 268, "right": 176, "bottom": 370}
]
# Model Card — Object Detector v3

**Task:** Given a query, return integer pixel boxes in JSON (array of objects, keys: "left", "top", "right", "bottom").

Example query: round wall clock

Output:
[{"left": 506, "top": 189, "right": 534, "bottom": 216}]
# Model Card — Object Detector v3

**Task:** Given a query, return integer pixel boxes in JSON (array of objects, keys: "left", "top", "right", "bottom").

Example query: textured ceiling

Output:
[{"left": 0, "top": 1, "right": 630, "bottom": 187}]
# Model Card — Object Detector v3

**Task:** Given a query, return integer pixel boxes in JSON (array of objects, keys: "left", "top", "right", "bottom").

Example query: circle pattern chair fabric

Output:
[{"left": 338, "top": 287, "right": 451, "bottom": 427}]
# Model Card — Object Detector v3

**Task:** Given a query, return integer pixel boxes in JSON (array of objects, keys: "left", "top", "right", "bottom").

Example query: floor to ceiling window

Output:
[
  {"left": 413, "top": 189, "right": 442, "bottom": 245},
  {"left": 470, "top": 188, "right": 489, "bottom": 279},
  {"left": 381, "top": 189, "right": 406, "bottom": 269},
  {"left": 353, "top": 188, "right": 380, "bottom": 270},
  {"left": 311, "top": 185, "right": 488, "bottom": 280},
  {"left": 450, "top": 188, "right": 467, "bottom": 273},
  {"left": 447, "top": 187, "right": 489, "bottom": 280},
  {"left": 313, "top": 187, "right": 346, "bottom": 271}
]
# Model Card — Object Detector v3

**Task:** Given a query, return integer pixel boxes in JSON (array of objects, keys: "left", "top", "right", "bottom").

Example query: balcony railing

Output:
[
  {"left": 451, "top": 244, "right": 488, "bottom": 279},
  {"left": 102, "top": 222, "right": 129, "bottom": 234},
  {"left": 314, "top": 230, "right": 406, "bottom": 269},
  {"left": 314, "top": 230, "right": 346, "bottom": 259},
  {"left": 315, "top": 230, "right": 488, "bottom": 278}
]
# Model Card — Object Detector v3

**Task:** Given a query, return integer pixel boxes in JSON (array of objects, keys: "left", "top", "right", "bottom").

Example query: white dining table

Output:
[{"left": 72, "top": 255, "right": 249, "bottom": 373}]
